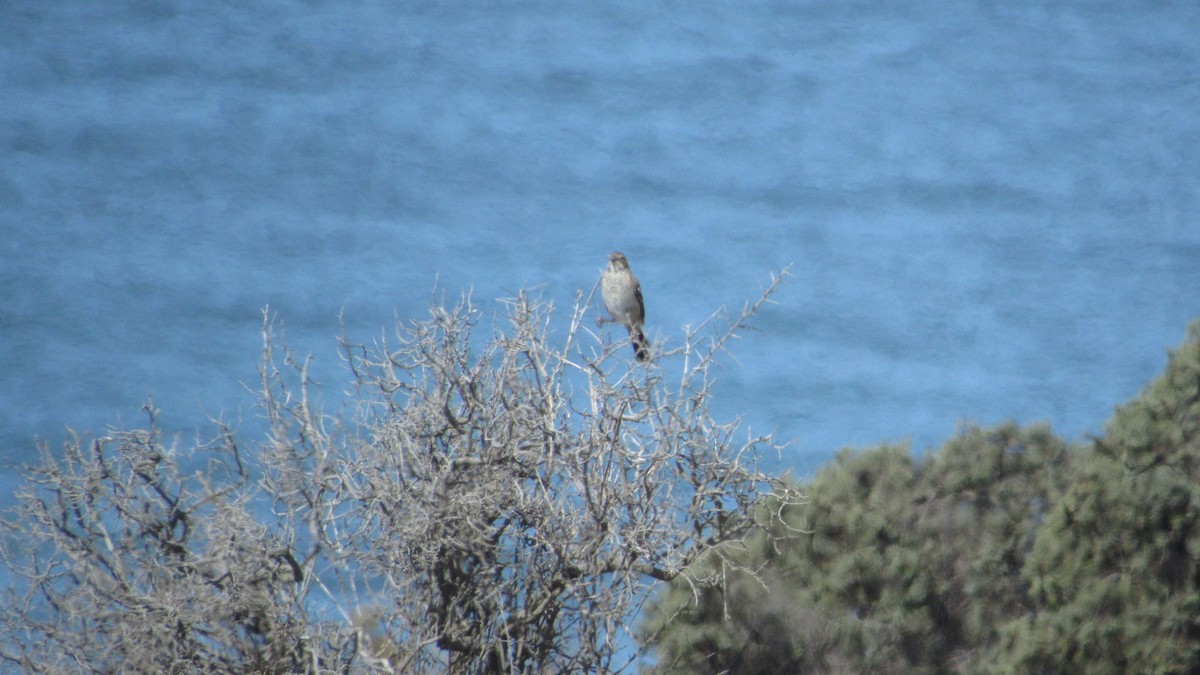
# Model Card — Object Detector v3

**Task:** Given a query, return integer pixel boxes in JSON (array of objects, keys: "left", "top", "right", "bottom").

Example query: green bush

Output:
[
  {"left": 998, "top": 322, "right": 1200, "bottom": 673},
  {"left": 645, "top": 321, "right": 1200, "bottom": 674},
  {"left": 645, "top": 423, "right": 1075, "bottom": 673}
]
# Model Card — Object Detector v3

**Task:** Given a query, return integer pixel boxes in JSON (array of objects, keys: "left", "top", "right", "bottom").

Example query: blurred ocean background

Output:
[{"left": 2, "top": 1, "right": 1198, "bottom": 501}]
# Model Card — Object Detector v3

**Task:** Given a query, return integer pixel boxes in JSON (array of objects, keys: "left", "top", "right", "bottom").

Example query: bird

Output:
[{"left": 601, "top": 251, "right": 649, "bottom": 362}]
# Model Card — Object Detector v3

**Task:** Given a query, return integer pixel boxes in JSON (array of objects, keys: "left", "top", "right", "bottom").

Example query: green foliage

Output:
[
  {"left": 644, "top": 321, "right": 1200, "bottom": 674},
  {"left": 997, "top": 323, "right": 1200, "bottom": 673},
  {"left": 644, "top": 424, "right": 1075, "bottom": 673}
]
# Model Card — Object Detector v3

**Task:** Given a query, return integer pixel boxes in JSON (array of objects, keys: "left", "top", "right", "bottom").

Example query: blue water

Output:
[{"left": 3, "top": 1, "right": 1199, "bottom": 502}]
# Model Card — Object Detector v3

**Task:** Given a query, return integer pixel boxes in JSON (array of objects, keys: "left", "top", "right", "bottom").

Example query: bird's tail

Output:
[{"left": 631, "top": 326, "right": 649, "bottom": 362}]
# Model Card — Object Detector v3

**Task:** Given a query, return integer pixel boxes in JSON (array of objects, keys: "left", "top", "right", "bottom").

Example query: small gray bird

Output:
[{"left": 601, "top": 251, "right": 648, "bottom": 362}]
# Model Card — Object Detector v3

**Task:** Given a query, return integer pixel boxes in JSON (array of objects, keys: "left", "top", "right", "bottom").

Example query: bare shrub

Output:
[
  {"left": 0, "top": 416, "right": 328, "bottom": 673},
  {"left": 2, "top": 275, "right": 797, "bottom": 673}
]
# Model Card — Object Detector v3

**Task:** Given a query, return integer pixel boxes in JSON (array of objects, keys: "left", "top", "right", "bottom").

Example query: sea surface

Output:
[{"left": 3, "top": 1, "right": 1199, "bottom": 504}]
